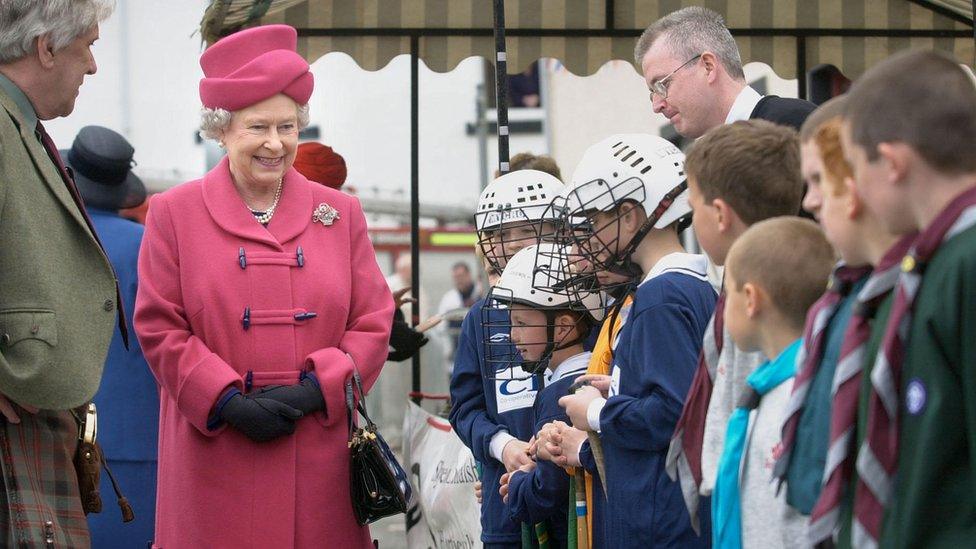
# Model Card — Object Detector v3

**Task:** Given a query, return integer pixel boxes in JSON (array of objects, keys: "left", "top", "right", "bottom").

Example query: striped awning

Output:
[{"left": 201, "top": 0, "right": 975, "bottom": 79}]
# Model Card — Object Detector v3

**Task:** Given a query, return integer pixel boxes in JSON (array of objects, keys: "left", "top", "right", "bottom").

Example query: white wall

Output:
[{"left": 46, "top": 0, "right": 209, "bottom": 187}]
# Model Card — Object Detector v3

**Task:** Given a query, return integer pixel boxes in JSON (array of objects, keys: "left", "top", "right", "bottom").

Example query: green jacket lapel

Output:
[{"left": 0, "top": 90, "right": 93, "bottom": 237}]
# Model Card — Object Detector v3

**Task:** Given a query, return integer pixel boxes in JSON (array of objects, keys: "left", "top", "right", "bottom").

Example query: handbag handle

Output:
[{"left": 345, "top": 354, "right": 377, "bottom": 441}]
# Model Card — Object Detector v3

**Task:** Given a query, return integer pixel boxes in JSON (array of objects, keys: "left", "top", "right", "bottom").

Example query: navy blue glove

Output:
[
  {"left": 217, "top": 389, "right": 303, "bottom": 442},
  {"left": 255, "top": 373, "right": 327, "bottom": 416}
]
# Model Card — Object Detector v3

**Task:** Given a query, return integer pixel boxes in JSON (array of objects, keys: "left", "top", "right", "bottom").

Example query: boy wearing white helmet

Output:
[
  {"left": 487, "top": 243, "right": 604, "bottom": 548},
  {"left": 449, "top": 169, "right": 564, "bottom": 548},
  {"left": 552, "top": 134, "right": 717, "bottom": 547}
]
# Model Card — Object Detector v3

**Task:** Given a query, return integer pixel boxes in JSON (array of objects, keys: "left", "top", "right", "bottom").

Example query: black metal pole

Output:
[
  {"left": 410, "top": 34, "right": 422, "bottom": 405},
  {"left": 797, "top": 36, "right": 808, "bottom": 100},
  {"left": 493, "top": 0, "right": 510, "bottom": 174}
]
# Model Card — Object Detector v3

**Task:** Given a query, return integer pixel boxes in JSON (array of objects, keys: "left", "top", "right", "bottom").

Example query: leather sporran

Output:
[
  {"left": 346, "top": 368, "right": 412, "bottom": 525},
  {"left": 72, "top": 402, "right": 135, "bottom": 522},
  {"left": 73, "top": 403, "right": 103, "bottom": 514}
]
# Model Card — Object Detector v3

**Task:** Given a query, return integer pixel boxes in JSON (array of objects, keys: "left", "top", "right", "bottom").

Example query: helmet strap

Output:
[{"left": 600, "top": 180, "right": 688, "bottom": 272}]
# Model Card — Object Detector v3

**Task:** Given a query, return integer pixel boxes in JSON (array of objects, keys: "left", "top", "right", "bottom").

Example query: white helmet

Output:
[
  {"left": 493, "top": 243, "right": 605, "bottom": 323},
  {"left": 475, "top": 170, "right": 564, "bottom": 232},
  {"left": 563, "top": 134, "right": 690, "bottom": 229},
  {"left": 486, "top": 243, "right": 605, "bottom": 375}
]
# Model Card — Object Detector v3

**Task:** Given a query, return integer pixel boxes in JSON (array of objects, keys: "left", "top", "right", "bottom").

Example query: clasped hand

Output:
[
  {"left": 220, "top": 374, "right": 325, "bottom": 443},
  {"left": 538, "top": 420, "right": 588, "bottom": 468}
]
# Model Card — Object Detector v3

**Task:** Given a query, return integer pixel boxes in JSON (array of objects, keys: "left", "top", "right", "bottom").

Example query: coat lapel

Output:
[
  {"left": 0, "top": 92, "right": 93, "bottom": 235},
  {"left": 265, "top": 168, "right": 313, "bottom": 245},
  {"left": 202, "top": 157, "right": 296, "bottom": 249}
]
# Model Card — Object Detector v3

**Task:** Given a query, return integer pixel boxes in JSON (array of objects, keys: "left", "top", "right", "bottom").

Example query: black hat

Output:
[{"left": 61, "top": 125, "right": 146, "bottom": 211}]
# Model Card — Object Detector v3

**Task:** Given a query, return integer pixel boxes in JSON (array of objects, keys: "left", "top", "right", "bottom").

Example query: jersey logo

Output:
[{"left": 495, "top": 367, "right": 540, "bottom": 414}]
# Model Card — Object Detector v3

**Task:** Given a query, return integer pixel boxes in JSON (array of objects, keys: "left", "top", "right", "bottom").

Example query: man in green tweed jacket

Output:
[{"left": 0, "top": 1, "right": 121, "bottom": 546}]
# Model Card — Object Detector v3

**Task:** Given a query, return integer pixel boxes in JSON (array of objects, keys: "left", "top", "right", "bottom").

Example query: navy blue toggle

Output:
[
  {"left": 296, "top": 246, "right": 305, "bottom": 267},
  {"left": 244, "top": 370, "right": 253, "bottom": 393},
  {"left": 242, "top": 306, "right": 251, "bottom": 330},
  {"left": 238, "top": 247, "right": 246, "bottom": 269},
  {"left": 294, "top": 311, "right": 317, "bottom": 321}
]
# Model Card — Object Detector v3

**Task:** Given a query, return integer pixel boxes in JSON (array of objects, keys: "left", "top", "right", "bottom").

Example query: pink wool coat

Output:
[{"left": 135, "top": 158, "right": 393, "bottom": 548}]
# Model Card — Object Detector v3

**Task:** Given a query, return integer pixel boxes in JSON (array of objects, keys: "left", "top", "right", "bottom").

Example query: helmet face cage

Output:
[
  {"left": 532, "top": 237, "right": 605, "bottom": 310},
  {"left": 482, "top": 286, "right": 596, "bottom": 380},
  {"left": 475, "top": 213, "right": 557, "bottom": 274},
  {"left": 474, "top": 170, "right": 565, "bottom": 273},
  {"left": 554, "top": 177, "right": 648, "bottom": 295}
]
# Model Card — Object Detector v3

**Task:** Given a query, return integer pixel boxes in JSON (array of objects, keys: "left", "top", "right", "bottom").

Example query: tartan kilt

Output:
[{"left": 0, "top": 409, "right": 90, "bottom": 548}]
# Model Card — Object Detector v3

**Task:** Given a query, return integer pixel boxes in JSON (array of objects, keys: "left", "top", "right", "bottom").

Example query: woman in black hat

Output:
[{"left": 63, "top": 125, "right": 157, "bottom": 549}]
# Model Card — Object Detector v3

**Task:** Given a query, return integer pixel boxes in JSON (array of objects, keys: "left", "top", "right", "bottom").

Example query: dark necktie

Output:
[{"left": 35, "top": 121, "right": 129, "bottom": 348}]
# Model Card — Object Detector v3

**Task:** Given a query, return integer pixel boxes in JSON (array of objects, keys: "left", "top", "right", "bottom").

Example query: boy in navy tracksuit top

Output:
[
  {"left": 554, "top": 134, "right": 716, "bottom": 547},
  {"left": 489, "top": 243, "right": 605, "bottom": 548},
  {"left": 449, "top": 169, "right": 565, "bottom": 547}
]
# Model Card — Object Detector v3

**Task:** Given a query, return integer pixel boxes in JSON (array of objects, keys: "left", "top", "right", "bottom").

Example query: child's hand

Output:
[
  {"left": 499, "top": 472, "right": 511, "bottom": 503},
  {"left": 501, "top": 439, "right": 533, "bottom": 473},
  {"left": 499, "top": 463, "right": 536, "bottom": 504},
  {"left": 574, "top": 374, "right": 612, "bottom": 398},
  {"left": 535, "top": 421, "right": 567, "bottom": 462},
  {"left": 559, "top": 385, "right": 603, "bottom": 431},
  {"left": 534, "top": 425, "right": 556, "bottom": 461},
  {"left": 545, "top": 422, "right": 586, "bottom": 467},
  {"left": 474, "top": 481, "right": 482, "bottom": 504}
]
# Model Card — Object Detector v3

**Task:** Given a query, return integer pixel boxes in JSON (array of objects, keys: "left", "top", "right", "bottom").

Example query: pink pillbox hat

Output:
[{"left": 199, "top": 24, "right": 314, "bottom": 111}]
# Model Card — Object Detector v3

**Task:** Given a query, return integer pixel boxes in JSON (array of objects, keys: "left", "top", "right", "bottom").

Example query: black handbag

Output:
[{"left": 346, "top": 367, "right": 412, "bottom": 525}]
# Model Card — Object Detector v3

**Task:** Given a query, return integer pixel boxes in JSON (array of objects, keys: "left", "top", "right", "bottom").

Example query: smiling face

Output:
[
  {"left": 482, "top": 220, "right": 549, "bottom": 270},
  {"left": 640, "top": 38, "right": 715, "bottom": 139},
  {"left": 222, "top": 94, "right": 300, "bottom": 190},
  {"left": 39, "top": 25, "right": 99, "bottom": 119}
]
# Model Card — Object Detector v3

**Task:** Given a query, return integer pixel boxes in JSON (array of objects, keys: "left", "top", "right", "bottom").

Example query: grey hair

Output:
[
  {"left": 634, "top": 6, "right": 744, "bottom": 81},
  {"left": 198, "top": 103, "right": 311, "bottom": 142},
  {"left": 0, "top": 0, "right": 115, "bottom": 64}
]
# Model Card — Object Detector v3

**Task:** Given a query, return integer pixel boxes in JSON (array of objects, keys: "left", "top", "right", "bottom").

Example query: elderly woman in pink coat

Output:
[{"left": 134, "top": 25, "right": 393, "bottom": 548}]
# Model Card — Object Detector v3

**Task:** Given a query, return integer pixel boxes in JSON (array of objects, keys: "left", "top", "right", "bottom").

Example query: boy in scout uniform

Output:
[{"left": 842, "top": 49, "right": 976, "bottom": 548}]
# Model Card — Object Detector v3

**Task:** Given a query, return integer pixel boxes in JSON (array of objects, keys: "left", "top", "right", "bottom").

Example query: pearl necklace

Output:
[{"left": 248, "top": 178, "right": 283, "bottom": 224}]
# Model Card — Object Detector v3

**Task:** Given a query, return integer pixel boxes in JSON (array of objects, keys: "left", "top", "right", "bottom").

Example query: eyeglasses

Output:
[{"left": 649, "top": 54, "right": 702, "bottom": 100}]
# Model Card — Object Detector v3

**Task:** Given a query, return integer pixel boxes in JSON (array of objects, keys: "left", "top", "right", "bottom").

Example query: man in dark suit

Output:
[
  {"left": 635, "top": 6, "right": 816, "bottom": 139},
  {"left": 0, "top": 2, "right": 120, "bottom": 546}
]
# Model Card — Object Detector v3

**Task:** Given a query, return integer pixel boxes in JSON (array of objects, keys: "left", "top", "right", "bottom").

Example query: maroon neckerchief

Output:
[
  {"left": 665, "top": 292, "right": 724, "bottom": 533},
  {"left": 36, "top": 121, "right": 129, "bottom": 347},
  {"left": 773, "top": 264, "right": 871, "bottom": 483},
  {"left": 854, "top": 184, "right": 976, "bottom": 546},
  {"left": 806, "top": 235, "right": 915, "bottom": 545}
]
